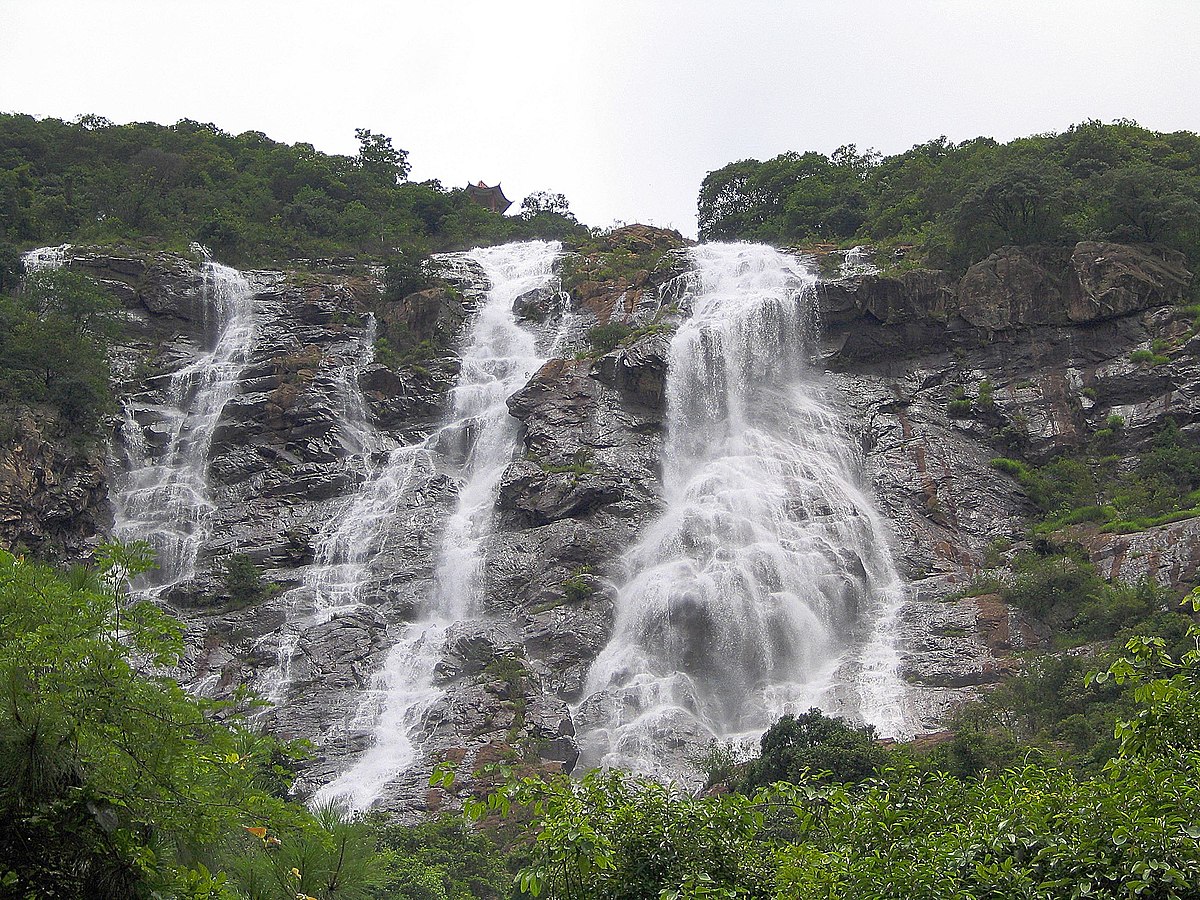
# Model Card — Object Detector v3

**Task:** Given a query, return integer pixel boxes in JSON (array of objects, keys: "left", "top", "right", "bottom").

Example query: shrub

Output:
[
  {"left": 947, "top": 398, "right": 974, "bottom": 418},
  {"left": 562, "top": 566, "right": 595, "bottom": 603},
  {"left": 1130, "top": 348, "right": 1169, "bottom": 366},
  {"left": 383, "top": 253, "right": 432, "bottom": 300},
  {"left": 688, "top": 740, "right": 747, "bottom": 788},
  {"left": 736, "top": 709, "right": 886, "bottom": 790},
  {"left": 222, "top": 553, "right": 273, "bottom": 606},
  {"left": 0, "top": 544, "right": 348, "bottom": 897},
  {"left": 586, "top": 321, "right": 634, "bottom": 353}
]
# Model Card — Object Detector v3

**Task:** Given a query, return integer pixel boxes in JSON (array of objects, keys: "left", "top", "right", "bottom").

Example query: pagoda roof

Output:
[{"left": 465, "top": 182, "right": 512, "bottom": 214}]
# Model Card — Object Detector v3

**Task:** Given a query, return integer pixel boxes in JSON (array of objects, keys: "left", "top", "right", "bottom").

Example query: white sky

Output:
[{"left": 1, "top": 0, "right": 1197, "bottom": 237}]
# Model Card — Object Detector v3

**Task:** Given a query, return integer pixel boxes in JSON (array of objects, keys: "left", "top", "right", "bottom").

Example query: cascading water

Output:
[
  {"left": 839, "top": 244, "right": 880, "bottom": 278},
  {"left": 112, "top": 250, "right": 256, "bottom": 593},
  {"left": 22, "top": 244, "right": 72, "bottom": 272},
  {"left": 314, "top": 240, "right": 562, "bottom": 810},
  {"left": 576, "top": 243, "right": 909, "bottom": 776}
]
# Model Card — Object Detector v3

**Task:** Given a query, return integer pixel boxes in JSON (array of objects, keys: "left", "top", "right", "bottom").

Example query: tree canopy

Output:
[
  {"left": 698, "top": 121, "right": 1200, "bottom": 273},
  {"left": 0, "top": 114, "right": 586, "bottom": 266}
]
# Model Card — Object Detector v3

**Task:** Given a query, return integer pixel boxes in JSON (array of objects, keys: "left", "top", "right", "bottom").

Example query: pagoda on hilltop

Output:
[{"left": 465, "top": 181, "right": 512, "bottom": 214}]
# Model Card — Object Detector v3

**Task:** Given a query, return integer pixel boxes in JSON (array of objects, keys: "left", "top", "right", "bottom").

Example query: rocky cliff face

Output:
[
  {"left": 5, "top": 233, "right": 1195, "bottom": 812},
  {"left": 819, "top": 241, "right": 1196, "bottom": 720}
]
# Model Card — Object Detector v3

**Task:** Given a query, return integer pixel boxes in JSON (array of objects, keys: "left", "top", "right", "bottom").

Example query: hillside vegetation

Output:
[
  {"left": 0, "top": 114, "right": 585, "bottom": 267},
  {"left": 699, "top": 120, "right": 1200, "bottom": 274}
]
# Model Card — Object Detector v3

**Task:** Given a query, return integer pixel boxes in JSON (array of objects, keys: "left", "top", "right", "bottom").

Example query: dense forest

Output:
[
  {"left": 698, "top": 120, "right": 1200, "bottom": 274},
  {"left": 0, "top": 113, "right": 585, "bottom": 268}
]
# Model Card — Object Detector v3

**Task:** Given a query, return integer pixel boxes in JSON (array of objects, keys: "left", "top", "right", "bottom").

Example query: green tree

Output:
[
  {"left": 952, "top": 158, "right": 1070, "bottom": 250},
  {"left": 455, "top": 767, "right": 782, "bottom": 899},
  {"left": 737, "top": 709, "right": 887, "bottom": 790},
  {"left": 0, "top": 268, "right": 117, "bottom": 437},
  {"left": 520, "top": 191, "right": 574, "bottom": 219},
  {"left": 0, "top": 544, "right": 331, "bottom": 896},
  {"left": 354, "top": 128, "right": 410, "bottom": 185},
  {"left": 0, "top": 241, "right": 22, "bottom": 292},
  {"left": 1096, "top": 162, "right": 1200, "bottom": 245},
  {"left": 22, "top": 267, "right": 122, "bottom": 339}
]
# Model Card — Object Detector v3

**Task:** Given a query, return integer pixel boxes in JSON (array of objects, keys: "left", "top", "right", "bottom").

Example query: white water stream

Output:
[
  {"left": 314, "top": 240, "right": 562, "bottom": 810},
  {"left": 577, "top": 243, "right": 909, "bottom": 775},
  {"left": 112, "top": 250, "right": 257, "bottom": 593},
  {"left": 21, "top": 243, "right": 73, "bottom": 272}
]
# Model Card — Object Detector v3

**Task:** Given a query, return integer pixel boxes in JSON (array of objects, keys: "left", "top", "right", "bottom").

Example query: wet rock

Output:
[
  {"left": 497, "top": 461, "right": 626, "bottom": 527},
  {"left": 899, "top": 593, "right": 1041, "bottom": 689},
  {"left": 0, "top": 409, "right": 108, "bottom": 560},
  {"left": 1080, "top": 517, "right": 1200, "bottom": 591},
  {"left": 593, "top": 331, "right": 671, "bottom": 408},
  {"left": 959, "top": 242, "right": 1190, "bottom": 329},
  {"left": 512, "top": 285, "right": 564, "bottom": 323}
]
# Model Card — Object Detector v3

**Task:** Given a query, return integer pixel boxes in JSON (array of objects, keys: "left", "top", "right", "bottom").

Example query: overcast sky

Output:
[{"left": 2, "top": 1, "right": 1197, "bottom": 236}]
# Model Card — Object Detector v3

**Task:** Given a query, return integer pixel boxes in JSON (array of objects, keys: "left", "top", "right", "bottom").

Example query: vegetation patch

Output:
[
  {"left": 0, "top": 114, "right": 587, "bottom": 266},
  {"left": 699, "top": 121, "right": 1200, "bottom": 276},
  {"left": 0, "top": 267, "right": 120, "bottom": 441}
]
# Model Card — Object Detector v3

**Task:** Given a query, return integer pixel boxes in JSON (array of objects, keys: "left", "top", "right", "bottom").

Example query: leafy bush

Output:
[
  {"left": 462, "top": 613, "right": 1200, "bottom": 899},
  {"left": 946, "top": 398, "right": 973, "bottom": 418},
  {"left": 369, "top": 815, "right": 522, "bottom": 899},
  {"left": 384, "top": 253, "right": 433, "bottom": 300},
  {"left": 562, "top": 566, "right": 595, "bottom": 603},
  {"left": 736, "top": 709, "right": 887, "bottom": 790},
  {"left": 454, "top": 768, "right": 780, "bottom": 899},
  {"left": 1130, "top": 348, "right": 1169, "bottom": 366},
  {"left": 0, "top": 543, "right": 364, "bottom": 896},
  {"left": 585, "top": 322, "right": 634, "bottom": 353},
  {"left": 223, "top": 552, "right": 275, "bottom": 607}
]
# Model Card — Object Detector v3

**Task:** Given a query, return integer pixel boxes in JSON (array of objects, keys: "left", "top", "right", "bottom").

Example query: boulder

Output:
[{"left": 958, "top": 242, "right": 1191, "bottom": 329}]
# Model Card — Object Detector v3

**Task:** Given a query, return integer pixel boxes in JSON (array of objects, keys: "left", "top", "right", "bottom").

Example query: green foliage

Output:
[
  {"left": 773, "top": 757, "right": 1200, "bottom": 899},
  {"left": 458, "top": 768, "right": 784, "bottom": 899},
  {"left": 225, "top": 803, "right": 383, "bottom": 900},
  {"left": 584, "top": 322, "right": 634, "bottom": 353},
  {"left": 946, "top": 398, "right": 973, "bottom": 418},
  {"left": 1130, "top": 347, "right": 1169, "bottom": 366},
  {"left": 992, "top": 422, "right": 1200, "bottom": 536},
  {"left": 687, "top": 740, "right": 747, "bottom": 789},
  {"left": 736, "top": 709, "right": 887, "bottom": 791},
  {"left": 223, "top": 552, "right": 277, "bottom": 607},
  {"left": 561, "top": 567, "right": 595, "bottom": 604},
  {"left": 483, "top": 655, "right": 529, "bottom": 694},
  {"left": 371, "top": 814, "right": 521, "bottom": 900},
  {"left": 560, "top": 229, "right": 679, "bottom": 296},
  {"left": 538, "top": 448, "right": 595, "bottom": 477},
  {"left": 699, "top": 121, "right": 1200, "bottom": 273},
  {"left": 459, "top": 623, "right": 1200, "bottom": 899},
  {"left": 1089, "top": 589, "right": 1200, "bottom": 758},
  {"left": 0, "top": 267, "right": 118, "bottom": 438},
  {"left": 383, "top": 254, "right": 435, "bottom": 301},
  {"left": 0, "top": 241, "right": 23, "bottom": 291},
  {"left": 0, "top": 114, "right": 587, "bottom": 265},
  {"left": 0, "top": 543, "right": 336, "bottom": 896},
  {"left": 520, "top": 191, "right": 575, "bottom": 220}
]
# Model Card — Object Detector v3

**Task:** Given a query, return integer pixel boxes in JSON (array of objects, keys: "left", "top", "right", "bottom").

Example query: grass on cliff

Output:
[{"left": 990, "top": 419, "right": 1200, "bottom": 536}]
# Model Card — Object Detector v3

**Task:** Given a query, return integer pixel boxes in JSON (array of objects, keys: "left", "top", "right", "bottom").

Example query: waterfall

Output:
[
  {"left": 314, "top": 240, "right": 562, "bottom": 811},
  {"left": 112, "top": 252, "right": 256, "bottom": 593},
  {"left": 21, "top": 244, "right": 72, "bottom": 272},
  {"left": 576, "top": 243, "right": 909, "bottom": 776}
]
